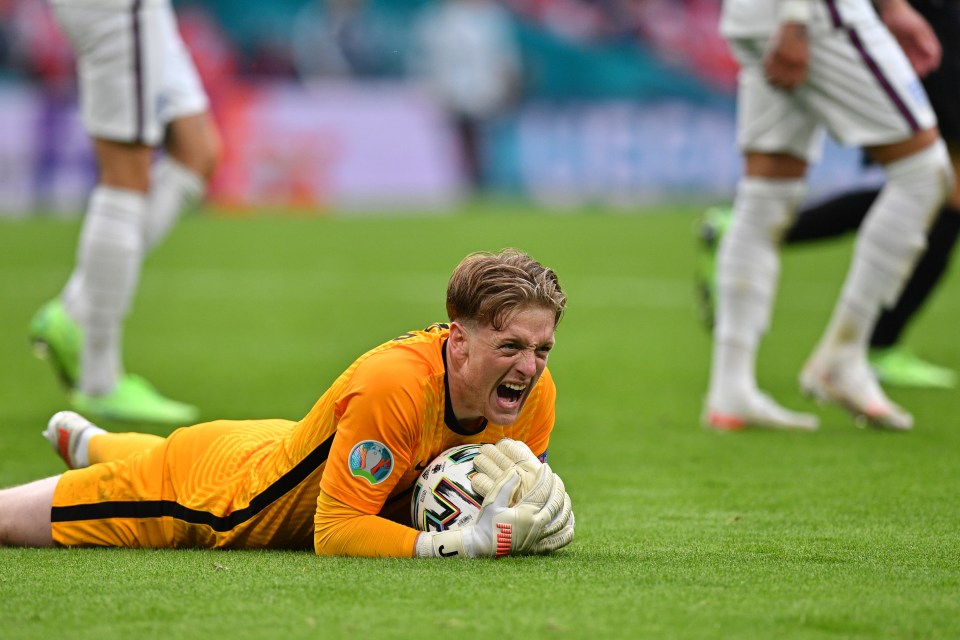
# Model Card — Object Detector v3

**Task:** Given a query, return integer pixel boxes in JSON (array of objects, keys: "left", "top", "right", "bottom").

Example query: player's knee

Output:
[
  {"left": 884, "top": 138, "right": 954, "bottom": 208},
  {"left": 166, "top": 115, "right": 221, "bottom": 182},
  {"left": 733, "top": 177, "right": 807, "bottom": 240},
  {"left": 196, "top": 125, "right": 222, "bottom": 181}
]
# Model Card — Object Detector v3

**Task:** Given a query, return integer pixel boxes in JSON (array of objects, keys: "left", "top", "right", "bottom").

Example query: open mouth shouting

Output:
[{"left": 496, "top": 381, "right": 528, "bottom": 412}]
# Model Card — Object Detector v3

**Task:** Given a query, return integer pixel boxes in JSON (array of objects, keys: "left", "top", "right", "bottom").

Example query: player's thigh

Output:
[
  {"left": 803, "top": 21, "right": 936, "bottom": 148},
  {"left": 164, "top": 112, "right": 221, "bottom": 179},
  {"left": 49, "top": 420, "right": 267, "bottom": 548},
  {"left": 729, "top": 39, "right": 823, "bottom": 162}
]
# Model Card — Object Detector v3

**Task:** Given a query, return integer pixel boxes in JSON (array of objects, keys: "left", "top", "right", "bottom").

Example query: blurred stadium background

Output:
[{"left": 0, "top": 0, "right": 874, "bottom": 217}]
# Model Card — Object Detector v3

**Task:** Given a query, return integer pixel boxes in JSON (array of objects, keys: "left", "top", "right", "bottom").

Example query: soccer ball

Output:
[{"left": 411, "top": 444, "right": 483, "bottom": 532}]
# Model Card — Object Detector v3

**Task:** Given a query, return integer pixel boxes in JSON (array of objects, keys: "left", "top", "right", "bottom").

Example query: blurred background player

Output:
[
  {"left": 699, "top": 0, "right": 960, "bottom": 390},
  {"left": 410, "top": 0, "right": 522, "bottom": 192},
  {"left": 29, "top": 0, "right": 221, "bottom": 424},
  {"left": 705, "top": 0, "right": 954, "bottom": 431}
]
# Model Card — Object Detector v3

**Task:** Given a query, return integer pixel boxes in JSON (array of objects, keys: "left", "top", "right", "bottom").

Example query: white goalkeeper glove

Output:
[
  {"left": 532, "top": 485, "right": 575, "bottom": 554},
  {"left": 472, "top": 438, "right": 543, "bottom": 501},
  {"left": 416, "top": 464, "right": 568, "bottom": 558},
  {"left": 471, "top": 437, "right": 576, "bottom": 554}
]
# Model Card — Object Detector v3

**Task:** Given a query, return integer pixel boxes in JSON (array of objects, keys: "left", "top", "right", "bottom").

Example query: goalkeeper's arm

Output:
[{"left": 314, "top": 489, "right": 421, "bottom": 557}]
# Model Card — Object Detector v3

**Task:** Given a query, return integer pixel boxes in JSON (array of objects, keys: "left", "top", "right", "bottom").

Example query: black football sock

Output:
[
  {"left": 871, "top": 206, "right": 960, "bottom": 348},
  {"left": 784, "top": 187, "right": 880, "bottom": 244}
]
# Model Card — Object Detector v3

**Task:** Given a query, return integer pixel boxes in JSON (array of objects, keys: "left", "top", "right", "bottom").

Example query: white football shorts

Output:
[
  {"left": 51, "top": 1, "right": 209, "bottom": 146},
  {"left": 729, "top": 19, "right": 937, "bottom": 163}
]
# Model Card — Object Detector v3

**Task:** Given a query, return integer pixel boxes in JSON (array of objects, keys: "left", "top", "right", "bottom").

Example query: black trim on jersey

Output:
[
  {"left": 441, "top": 339, "right": 488, "bottom": 436},
  {"left": 51, "top": 432, "right": 336, "bottom": 531}
]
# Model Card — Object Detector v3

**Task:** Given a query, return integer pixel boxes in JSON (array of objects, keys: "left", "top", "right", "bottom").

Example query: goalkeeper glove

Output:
[
  {"left": 472, "top": 438, "right": 543, "bottom": 501},
  {"left": 415, "top": 464, "right": 568, "bottom": 558},
  {"left": 471, "top": 437, "right": 576, "bottom": 554}
]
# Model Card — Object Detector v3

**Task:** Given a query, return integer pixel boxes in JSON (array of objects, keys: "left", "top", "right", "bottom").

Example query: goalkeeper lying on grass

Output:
[{"left": 0, "top": 249, "right": 574, "bottom": 558}]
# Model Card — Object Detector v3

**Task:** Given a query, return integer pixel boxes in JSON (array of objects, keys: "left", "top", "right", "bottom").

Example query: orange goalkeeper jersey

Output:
[{"left": 51, "top": 323, "right": 556, "bottom": 555}]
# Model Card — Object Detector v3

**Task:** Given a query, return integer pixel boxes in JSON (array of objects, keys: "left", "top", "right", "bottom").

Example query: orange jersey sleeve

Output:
[
  {"left": 319, "top": 331, "right": 443, "bottom": 515},
  {"left": 314, "top": 489, "right": 419, "bottom": 557}
]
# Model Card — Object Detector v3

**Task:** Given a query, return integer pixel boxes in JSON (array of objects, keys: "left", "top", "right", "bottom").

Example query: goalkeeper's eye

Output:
[{"left": 499, "top": 342, "right": 522, "bottom": 354}]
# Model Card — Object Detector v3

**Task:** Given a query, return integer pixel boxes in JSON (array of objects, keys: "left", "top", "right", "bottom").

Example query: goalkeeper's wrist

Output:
[
  {"left": 778, "top": 0, "right": 812, "bottom": 23},
  {"left": 415, "top": 530, "right": 472, "bottom": 559}
]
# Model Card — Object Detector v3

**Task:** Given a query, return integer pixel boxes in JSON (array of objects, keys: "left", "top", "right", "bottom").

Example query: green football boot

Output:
[
  {"left": 695, "top": 206, "right": 734, "bottom": 330},
  {"left": 71, "top": 374, "right": 200, "bottom": 426},
  {"left": 29, "top": 299, "right": 81, "bottom": 389},
  {"left": 869, "top": 346, "right": 957, "bottom": 389}
]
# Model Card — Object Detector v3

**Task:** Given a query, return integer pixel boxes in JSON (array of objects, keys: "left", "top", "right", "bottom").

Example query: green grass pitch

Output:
[{"left": 1, "top": 203, "right": 959, "bottom": 639}]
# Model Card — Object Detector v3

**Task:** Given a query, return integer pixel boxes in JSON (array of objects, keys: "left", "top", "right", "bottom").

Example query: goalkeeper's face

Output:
[{"left": 452, "top": 306, "right": 555, "bottom": 426}]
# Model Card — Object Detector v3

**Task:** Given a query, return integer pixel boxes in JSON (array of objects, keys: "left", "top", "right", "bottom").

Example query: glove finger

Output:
[
  {"left": 516, "top": 463, "right": 555, "bottom": 507},
  {"left": 532, "top": 521, "right": 575, "bottom": 554},
  {"left": 471, "top": 471, "right": 496, "bottom": 498},
  {"left": 496, "top": 439, "right": 543, "bottom": 477},
  {"left": 477, "top": 443, "right": 516, "bottom": 474},
  {"left": 474, "top": 450, "right": 514, "bottom": 480},
  {"left": 532, "top": 471, "right": 565, "bottom": 526},
  {"left": 495, "top": 438, "right": 538, "bottom": 464},
  {"left": 479, "top": 468, "right": 520, "bottom": 510},
  {"left": 541, "top": 492, "right": 571, "bottom": 537}
]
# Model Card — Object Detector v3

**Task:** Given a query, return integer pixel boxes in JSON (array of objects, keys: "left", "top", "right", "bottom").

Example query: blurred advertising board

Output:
[
  {"left": 487, "top": 100, "right": 874, "bottom": 208},
  {"left": 210, "top": 82, "right": 466, "bottom": 213},
  {"left": 0, "top": 81, "right": 466, "bottom": 217}
]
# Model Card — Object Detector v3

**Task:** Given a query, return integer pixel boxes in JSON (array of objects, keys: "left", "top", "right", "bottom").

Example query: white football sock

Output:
[
  {"left": 709, "top": 177, "right": 806, "bottom": 404},
  {"left": 61, "top": 158, "right": 203, "bottom": 325},
  {"left": 143, "top": 156, "right": 205, "bottom": 251},
  {"left": 76, "top": 186, "right": 147, "bottom": 395},
  {"left": 819, "top": 140, "right": 953, "bottom": 352},
  {"left": 60, "top": 271, "right": 85, "bottom": 324}
]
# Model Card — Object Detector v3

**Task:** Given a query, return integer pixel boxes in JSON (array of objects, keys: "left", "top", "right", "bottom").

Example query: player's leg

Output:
[
  {"left": 145, "top": 113, "right": 219, "bottom": 251},
  {"left": 703, "top": 38, "right": 819, "bottom": 431},
  {"left": 42, "top": 410, "right": 164, "bottom": 469},
  {"left": 49, "top": 419, "right": 294, "bottom": 548},
  {"left": 143, "top": 4, "right": 220, "bottom": 251},
  {"left": 0, "top": 476, "right": 59, "bottom": 547},
  {"left": 866, "top": 3, "right": 960, "bottom": 387},
  {"left": 869, "top": 188, "right": 960, "bottom": 388},
  {"left": 802, "top": 131, "right": 952, "bottom": 429},
  {"left": 31, "top": 5, "right": 151, "bottom": 391},
  {"left": 32, "top": 5, "right": 199, "bottom": 425},
  {"left": 67, "top": 138, "right": 199, "bottom": 425},
  {"left": 76, "top": 138, "right": 151, "bottom": 395},
  {"left": 29, "top": 141, "right": 151, "bottom": 393},
  {"left": 797, "top": 18, "right": 952, "bottom": 429},
  {"left": 702, "top": 166, "right": 956, "bottom": 389},
  {"left": 697, "top": 188, "right": 877, "bottom": 330},
  {"left": 706, "top": 152, "right": 819, "bottom": 431}
]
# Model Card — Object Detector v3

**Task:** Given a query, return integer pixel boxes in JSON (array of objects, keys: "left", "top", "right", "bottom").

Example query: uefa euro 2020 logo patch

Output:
[{"left": 348, "top": 440, "right": 394, "bottom": 484}]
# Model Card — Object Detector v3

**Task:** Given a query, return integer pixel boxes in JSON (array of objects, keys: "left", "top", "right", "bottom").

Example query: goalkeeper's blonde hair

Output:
[{"left": 446, "top": 249, "right": 566, "bottom": 330}]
